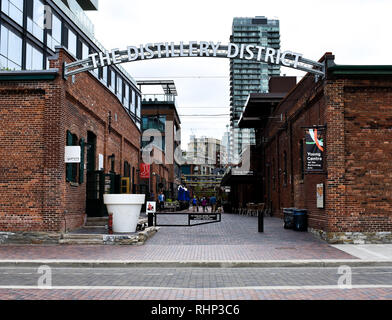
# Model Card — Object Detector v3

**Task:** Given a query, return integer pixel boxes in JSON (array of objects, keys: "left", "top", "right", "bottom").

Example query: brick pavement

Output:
[
  {"left": 0, "top": 288, "right": 391, "bottom": 300},
  {"left": 0, "top": 215, "right": 355, "bottom": 261}
]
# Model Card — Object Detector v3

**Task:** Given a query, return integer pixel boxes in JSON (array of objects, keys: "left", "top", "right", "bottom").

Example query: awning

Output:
[
  {"left": 238, "top": 93, "right": 286, "bottom": 129},
  {"left": 221, "top": 168, "right": 259, "bottom": 186},
  {"left": 137, "top": 80, "right": 178, "bottom": 96}
]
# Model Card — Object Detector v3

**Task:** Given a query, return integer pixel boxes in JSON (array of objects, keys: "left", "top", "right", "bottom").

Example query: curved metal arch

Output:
[{"left": 64, "top": 42, "right": 325, "bottom": 79}]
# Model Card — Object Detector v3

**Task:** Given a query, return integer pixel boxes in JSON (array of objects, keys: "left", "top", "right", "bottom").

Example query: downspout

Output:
[
  {"left": 276, "top": 136, "right": 281, "bottom": 214},
  {"left": 289, "top": 120, "right": 295, "bottom": 207}
]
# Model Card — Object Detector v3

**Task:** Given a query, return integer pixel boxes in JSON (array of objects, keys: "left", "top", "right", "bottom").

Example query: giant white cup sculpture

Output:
[{"left": 103, "top": 194, "right": 146, "bottom": 233}]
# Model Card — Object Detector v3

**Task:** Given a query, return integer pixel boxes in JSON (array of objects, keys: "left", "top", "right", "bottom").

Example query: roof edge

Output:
[
  {"left": 0, "top": 69, "right": 59, "bottom": 81},
  {"left": 328, "top": 65, "right": 392, "bottom": 76}
]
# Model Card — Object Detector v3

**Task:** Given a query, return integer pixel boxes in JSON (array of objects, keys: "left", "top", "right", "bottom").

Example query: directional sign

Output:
[{"left": 189, "top": 214, "right": 218, "bottom": 221}]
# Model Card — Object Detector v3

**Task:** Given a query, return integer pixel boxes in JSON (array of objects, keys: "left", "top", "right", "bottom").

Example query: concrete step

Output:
[
  {"left": 59, "top": 238, "right": 103, "bottom": 245},
  {"left": 85, "top": 217, "right": 108, "bottom": 227},
  {"left": 85, "top": 217, "right": 147, "bottom": 227},
  {"left": 62, "top": 233, "right": 104, "bottom": 240}
]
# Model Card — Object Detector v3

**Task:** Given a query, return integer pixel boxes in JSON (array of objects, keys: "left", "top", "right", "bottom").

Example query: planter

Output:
[{"left": 103, "top": 194, "right": 146, "bottom": 233}]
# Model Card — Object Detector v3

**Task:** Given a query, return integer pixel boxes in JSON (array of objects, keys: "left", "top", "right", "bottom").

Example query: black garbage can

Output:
[
  {"left": 293, "top": 209, "right": 308, "bottom": 232},
  {"left": 283, "top": 208, "right": 296, "bottom": 229}
]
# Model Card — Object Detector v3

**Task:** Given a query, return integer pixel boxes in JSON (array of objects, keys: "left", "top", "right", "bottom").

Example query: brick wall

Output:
[
  {"left": 325, "top": 78, "right": 392, "bottom": 233},
  {"left": 264, "top": 74, "right": 328, "bottom": 230},
  {"left": 263, "top": 63, "right": 392, "bottom": 238},
  {"left": 0, "top": 48, "right": 141, "bottom": 232}
]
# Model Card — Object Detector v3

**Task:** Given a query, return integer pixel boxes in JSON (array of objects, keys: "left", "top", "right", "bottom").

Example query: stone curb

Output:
[{"left": 0, "top": 259, "right": 391, "bottom": 268}]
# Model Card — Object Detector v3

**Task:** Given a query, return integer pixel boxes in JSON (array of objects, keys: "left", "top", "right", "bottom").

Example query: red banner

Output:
[{"left": 140, "top": 163, "right": 150, "bottom": 179}]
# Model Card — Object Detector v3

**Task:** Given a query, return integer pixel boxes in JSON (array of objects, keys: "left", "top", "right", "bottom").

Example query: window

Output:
[
  {"left": 82, "top": 42, "right": 89, "bottom": 59},
  {"left": 136, "top": 94, "right": 141, "bottom": 119},
  {"left": 131, "top": 89, "right": 136, "bottom": 114},
  {"left": 66, "top": 131, "right": 78, "bottom": 183},
  {"left": 124, "top": 161, "right": 130, "bottom": 178},
  {"left": 26, "top": 43, "right": 43, "bottom": 70},
  {"left": 109, "top": 68, "right": 115, "bottom": 93},
  {"left": 102, "top": 66, "right": 108, "bottom": 85},
  {"left": 66, "top": 131, "right": 85, "bottom": 184},
  {"left": 117, "top": 76, "right": 123, "bottom": 101},
  {"left": 0, "top": 25, "right": 22, "bottom": 70},
  {"left": 142, "top": 116, "right": 166, "bottom": 132},
  {"left": 1, "top": 0, "right": 23, "bottom": 26},
  {"left": 109, "top": 155, "right": 115, "bottom": 173},
  {"left": 124, "top": 84, "right": 130, "bottom": 110},
  {"left": 141, "top": 116, "right": 166, "bottom": 151},
  {"left": 68, "top": 28, "right": 77, "bottom": 56},
  {"left": 47, "top": 13, "right": 62, "bottom": 51},
  {"left": 27, "top": 0, "right": 45, "bottom": 42}
]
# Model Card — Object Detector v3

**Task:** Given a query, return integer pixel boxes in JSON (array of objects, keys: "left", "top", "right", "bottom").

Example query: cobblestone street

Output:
[
  {"left": 2, "top": 214, "right": 390, "bottom": 300},
  {"left": 0, "top": 266, "right": 392, "bottom": 300},
  {"left": 0, "top": 215, "right": 355, "bottom": 261}
]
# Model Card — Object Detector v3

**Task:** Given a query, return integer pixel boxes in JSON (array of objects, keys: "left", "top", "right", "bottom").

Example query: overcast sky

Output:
[{"left": 86, "top": 0, "right": 392, "bottom": 147}]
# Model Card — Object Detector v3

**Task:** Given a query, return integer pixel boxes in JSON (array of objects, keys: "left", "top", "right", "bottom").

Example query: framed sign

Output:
[
  {"left": 147, "top": 202, "right": 156, "bottom": 214},
  {"left": 317, "top": 183, "right": 324, "bottom": 209},
  {"left": 65, "top": 146, "right": 81, "bottom": 163},
  {"left": 305, "top": 128, "right": 325, "bottom": 173},
  {"left": 190, "top": 214, "right": 218, "bottom": 221}
]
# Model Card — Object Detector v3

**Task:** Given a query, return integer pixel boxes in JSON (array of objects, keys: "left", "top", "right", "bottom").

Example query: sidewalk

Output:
[
  {"left": 333, "top": 244, "right": 392, "bottom": 261},
  {"left": 0, "top": 214, "right": 390, "bottom": 267}
]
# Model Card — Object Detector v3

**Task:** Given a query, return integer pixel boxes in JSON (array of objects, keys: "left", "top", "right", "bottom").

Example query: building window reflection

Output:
[
  {"left": 0, "top": 25, "right": 22, "bottom": 70},
  {"left": 68, "top": 28, "right": 77, "bottom": 56},
  {"left": 27, "top": 0, "right": 45, "bottom": 42},
  {"left": 26, "top": 42, "right": 43, "bottom": 70},
  {"left": 47, "top": 13, "right": 62, "bottom": 51},
  {"left": 1, "top": 0, "right": 24, "bottom": 26}
]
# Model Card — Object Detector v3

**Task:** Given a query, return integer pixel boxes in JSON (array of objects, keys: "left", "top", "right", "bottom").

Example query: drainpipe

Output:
[
  {"left": 289, "top": 120, "right": 295, "bottom": 207},
  {"left": 276, "top": 136, "right": 281, "bottom": 214}
]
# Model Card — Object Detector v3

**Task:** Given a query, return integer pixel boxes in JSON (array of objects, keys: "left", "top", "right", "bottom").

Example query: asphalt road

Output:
[{"left": 1, "top": 266, "right": 392, "bottom": 289}]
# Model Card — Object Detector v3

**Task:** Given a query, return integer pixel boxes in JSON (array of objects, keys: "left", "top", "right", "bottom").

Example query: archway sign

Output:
[{"left": 64, "top": 42, "right": 325, "bottom": 78}]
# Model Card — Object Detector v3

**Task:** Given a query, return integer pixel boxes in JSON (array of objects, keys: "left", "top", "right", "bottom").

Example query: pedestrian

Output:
[
  {"left": 158, "top": 192, "right": 165, "bottom": 211},
  {"left": 210, "top": 195, "right": 217, "bottom": 213},
  {"left": 192, "top": 196, "right": 199, "bottom": 212},
  {"left": 201, "top": 197, "right": 207, "bottom": 212}
]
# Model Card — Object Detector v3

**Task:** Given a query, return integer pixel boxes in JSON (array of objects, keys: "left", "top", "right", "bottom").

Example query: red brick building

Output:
[
  {"left": 0, "top": 48, "right": 142, "bottom": 233},
  {"left": 236, "top": 53, "right": 392, "bottom": 243}
]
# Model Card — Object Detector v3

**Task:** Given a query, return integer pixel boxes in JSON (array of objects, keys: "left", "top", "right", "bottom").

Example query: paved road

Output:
[
  {"left": 0, "top": 266, "right": 392, "bottom": 300},
  {"left": 0, "top": 216, "right": 355, "bottom": 261}
]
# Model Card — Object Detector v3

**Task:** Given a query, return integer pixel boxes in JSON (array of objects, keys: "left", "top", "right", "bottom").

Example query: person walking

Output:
[
  {"left": 201, "top": 197, "right": 207, "bottom": 213},
  {"left": 158, "top": 192, "right": 165, "bottom": 211},
  {"left": 192, "top": 196, "right": 199, "bottom": 212},
  {"left": 210, "top": 195, "right": 217, "bottom": 213}
]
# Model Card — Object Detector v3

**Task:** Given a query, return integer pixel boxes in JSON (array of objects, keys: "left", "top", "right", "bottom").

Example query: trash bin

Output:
[
  {"left": 283, "top": 208, "right": 296, "bottom": 229},
  {"left": 293, "top": 209, "right": 308, "bottom": 232}
]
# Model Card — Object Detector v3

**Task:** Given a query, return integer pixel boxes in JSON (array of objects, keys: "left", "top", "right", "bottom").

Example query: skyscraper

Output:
[{"left": 229, "top": 16, "right": 280, "bottom": 162}]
